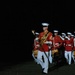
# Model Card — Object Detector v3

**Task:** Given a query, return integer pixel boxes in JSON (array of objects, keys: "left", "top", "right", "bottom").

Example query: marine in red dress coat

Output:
[
  {"left": 52, "top": 30, "right": 63, "bottom": 51},
  {"left": 39, "top": 30, "right": 53, "bottom": 52}
]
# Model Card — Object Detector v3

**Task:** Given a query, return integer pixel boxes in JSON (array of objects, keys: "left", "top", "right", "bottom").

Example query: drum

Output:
[
  {"left": 73, "top": 50, "right": 75, "bottom": 56},
  {"left": 52, "top": 49, "right": 58, "bottom": 55},
  {"left": 33, "top": 50, "right": 38, "bottom": 57},
  {"left": 51, "top": 49, "right": 59, "bottom": 58}
]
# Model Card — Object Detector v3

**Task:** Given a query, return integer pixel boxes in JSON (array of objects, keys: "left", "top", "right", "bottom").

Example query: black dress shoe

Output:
[
  {"left": 42, "top": 72, "right": 48, "bottom": 74},
  {"left": 42, "top": 68, "right": 44, "bottom": 71},
  {"left": 42, "top": 68, "right": 44, "bottom": 73}
]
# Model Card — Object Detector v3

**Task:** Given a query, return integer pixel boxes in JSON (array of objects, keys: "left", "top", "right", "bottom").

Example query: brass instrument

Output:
[{"left": 40, "top": 32, "right": 50, "bottom": 46}]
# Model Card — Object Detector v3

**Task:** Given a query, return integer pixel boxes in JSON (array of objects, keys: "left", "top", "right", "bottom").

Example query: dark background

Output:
[{"left": 0, "top": 1, "right": 75, "bottom": 63}]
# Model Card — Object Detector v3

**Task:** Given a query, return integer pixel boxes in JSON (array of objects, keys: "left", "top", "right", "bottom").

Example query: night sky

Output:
[{"left": 1, "top": 1, "right": 75, "bottom": 62}]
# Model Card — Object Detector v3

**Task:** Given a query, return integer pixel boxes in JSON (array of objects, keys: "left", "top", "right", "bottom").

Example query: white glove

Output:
[
  {"left": 45, "top": 41, "right": 49, "bottom": 44},
  {"left": 65, "top": 36, "right": 68, "bottom": 39},
  {"left": 60, "top": 36, "right": 64, "bottom": 40},
  {"left": 45, "top": 41, "right": 52, "bottom": 44},
  {"left": 65, "top": 36, "right": 70, "bottom": 40},
  {"left": 48, "top": 41, "right": 52, "bottom": 44},
  {"left": 36, "top": 45, "right": 40, "bottom": 47},
  {"left": 35, "top": 38, "right": 39, "bottom": 41},
  {"left": 67, "top": 38, "right": 70, "bottom": 40}
]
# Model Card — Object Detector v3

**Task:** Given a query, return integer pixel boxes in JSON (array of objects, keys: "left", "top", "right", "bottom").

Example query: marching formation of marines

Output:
[{"left": 32, "top": 23, "right": 75, "bottom": 74}]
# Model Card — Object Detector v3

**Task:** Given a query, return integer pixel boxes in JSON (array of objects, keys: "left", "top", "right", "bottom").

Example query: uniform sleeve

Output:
[
  {"left": 58, "top": 36, "right": 63, "bottom": 47},
  {"left": 38, "top": 32, "right": 42, "bottom": 40},
  {"left": 71, "top": 38, "right": 74, "bottom": 48},
  {"left": 63, "top": 40, "right": 66, "bottom": 47},
  {"left": 48, "top": 32, "right": 53, "bottom": 43}
]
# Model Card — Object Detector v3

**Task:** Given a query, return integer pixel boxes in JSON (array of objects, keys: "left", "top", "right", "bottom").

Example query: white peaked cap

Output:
[
  {"left": 42, "top": 23, "right": 49, "bottom": 26},
  {"left": 53, "top": 30, "right": 58, "bottom": 32},
  {"left": 71, "top": 34, "right": 74, "bottom": 36},
  {"left": 35, "top": 32, "right": 39, "bottom": 35},
  {"left": 67, "top": 32, "right": 72, "bottom": 35},
  {"left": 62, "top": 33, "right": 66, "bottom": 35},
  {"left": 62, "top": 33, "right": 66, "bottom": 36}
]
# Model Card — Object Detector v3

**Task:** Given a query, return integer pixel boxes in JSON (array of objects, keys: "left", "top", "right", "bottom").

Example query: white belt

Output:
[{"left": 66, "top": 44, "right": 71, "bottom": 46}]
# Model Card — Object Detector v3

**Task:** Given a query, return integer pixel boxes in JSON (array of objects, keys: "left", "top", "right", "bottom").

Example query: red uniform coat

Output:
[
  {"left": 39, "top": 31, "right": 53, "bottom": 52},
  {"left": 33, "top": 38, "right": 39, "bottom": 50},
  {"left": 71, "top": 37, "right": 74, "bottom": 46},
  {"left": 62, "top": 39, "right": 66, "bottom": 47},
  {"left": 64, "top": 38, "right": 73, "bottom": 51},
  {"left": 52, "top": 35, "right": 63, "bottom": 50},
  {"left": 73, "top": 38, "right": 75, "bottom": 50}
]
